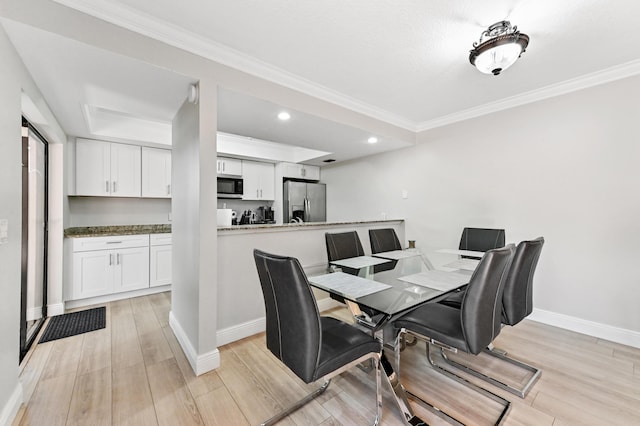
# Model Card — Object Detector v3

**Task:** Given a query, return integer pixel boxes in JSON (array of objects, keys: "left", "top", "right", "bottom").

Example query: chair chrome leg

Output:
[
  {"left": 395, "top": 328, "right": 511, "bottom": 425},
  {"left": 394, "top": 331, "right": 485, "bottom": 426},
  {"left": 424, "top": 342, "right": 511, "bottom": 425},
  {"left": 262, "top": 351, "right": 384, "bottom": 426},
  {"left": 437, "top": 345, "right": 540, "bottom": 398},
  {"left": 260, "top": 379, "right": 331, "bottom": 426}
]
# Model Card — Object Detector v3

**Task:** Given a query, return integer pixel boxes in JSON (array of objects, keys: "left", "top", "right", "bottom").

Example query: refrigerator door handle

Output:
[{"left": 305, "top": 198, "right": 311, "bottom": 222}]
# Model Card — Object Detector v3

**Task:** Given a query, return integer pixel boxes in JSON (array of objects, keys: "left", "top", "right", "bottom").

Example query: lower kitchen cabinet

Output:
[
  {"left": 150, "top": 234, "right": 172, "bottom": 287},
  {"left": 69, "top": 233, "right": 170, "bottom": 302}
]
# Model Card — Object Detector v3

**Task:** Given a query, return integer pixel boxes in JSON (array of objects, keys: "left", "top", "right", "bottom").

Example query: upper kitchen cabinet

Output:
[
  {"left": 280, "top": 162, "right": 320, "bottom": 181},
  {"left": 242, "top": 160, "right": 275, "bottom": 200},
  {"left": 216, "top": 157, "right": 242, "bottom": 176},
  {"left": 142, "top": 147, "right": 172, "bottom": 198},
  {"left": 76, "top": 139, "right": 141, "bottom": 197}
]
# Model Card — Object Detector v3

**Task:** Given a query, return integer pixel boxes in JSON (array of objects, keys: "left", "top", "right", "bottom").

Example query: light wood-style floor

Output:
[{"left": 13, "top": 292, "right": 640, "bottom": 425}]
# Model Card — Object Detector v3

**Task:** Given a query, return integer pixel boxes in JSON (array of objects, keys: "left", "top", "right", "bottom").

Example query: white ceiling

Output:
[{"left": 5, "top": 0, "right": 640, "bottom": 163}]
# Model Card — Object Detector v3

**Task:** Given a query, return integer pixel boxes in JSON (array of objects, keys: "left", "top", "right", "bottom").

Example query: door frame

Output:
[{"left": 20, "top": 118, "right": 49, "bottom": 362}]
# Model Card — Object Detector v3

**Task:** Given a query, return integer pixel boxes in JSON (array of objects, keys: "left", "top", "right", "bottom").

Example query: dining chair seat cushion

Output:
[
  {"left": 315, "top": 316, "right": 381, "bottom": 379},
  {"left": 394, "top": 303, "right": 468, "bottom": 352}
]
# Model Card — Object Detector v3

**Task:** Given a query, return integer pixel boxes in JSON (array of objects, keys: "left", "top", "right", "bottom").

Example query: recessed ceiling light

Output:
[
  {"left": 277, "top": 111, "right": 291, "bottom": 121},
  {"left": 367, "top": 137, "right": 378, "bottom": 144}
]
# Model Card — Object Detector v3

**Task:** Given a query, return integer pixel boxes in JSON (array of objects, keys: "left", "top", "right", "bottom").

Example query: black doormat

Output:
[{"left": 39, "top": 306, "right": 106, "bottom": 343}]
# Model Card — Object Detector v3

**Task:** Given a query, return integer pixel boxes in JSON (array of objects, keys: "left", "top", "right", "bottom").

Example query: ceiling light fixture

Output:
[
  {"left": 367, "top": 137, "right": 378, "bottom": 144},
  {"left": 277, "top": 111, "right": 291, "bottom": 121},
  {"left": 469, "top": 20, "right": 529, "bottom": 76}
]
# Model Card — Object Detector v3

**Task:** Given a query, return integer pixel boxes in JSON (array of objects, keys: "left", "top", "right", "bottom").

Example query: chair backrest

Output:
[
  {"left": 461, "top": 244, "right": 514, "bottom": 354},
  {"left": 369, "top": 228, "right": 402, "bottom": 254},
  {"left": 501, "top": 237, "right": 545, "bottom": 326},
  {"left": 253, "top": 249, "right": 321, "bottom": 383},
  {"left": 325, "top": 231, "right": 365, "bottom": 262},
  {"left": 459, "top": 227, "right": 506, "bottom": 252}
]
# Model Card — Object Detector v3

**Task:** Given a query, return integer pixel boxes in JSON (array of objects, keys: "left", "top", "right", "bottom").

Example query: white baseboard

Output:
[
  {"left": 64, "top": 285, "right": 171, "bottom": 311},
  {"left": 169, "top": 312, "right": 220, "bottom": 376},
  {"left": 26, "top": 306, "right": 43, "bottom": 322},
  {"left": 0, "top": 383, "right": 23, "bottom": 426},
  {"left": 47, "top": 303, "right": 64, "bottom": 316},
  {"left": 529, "top": 308, "right": 640, "bottom": 349},
  {"left": 217, "top": 317, "right": 265, "bottom": 347},
  {"left": 215, "top": 297, "right": 343, "bottom": 348}
]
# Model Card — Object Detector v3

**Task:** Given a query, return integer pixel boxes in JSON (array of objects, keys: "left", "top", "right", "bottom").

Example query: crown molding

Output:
[
  {"left": 52, "top": 0, "right": 417, "bottom": 131},
  {"left": 416, "top": 59, "right": 640, "bottom": 132},
  {"left": 50, "top": 0, "right": 640, "bottom": 135}
]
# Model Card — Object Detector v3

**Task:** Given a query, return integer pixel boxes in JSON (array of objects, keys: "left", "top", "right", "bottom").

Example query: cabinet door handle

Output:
[
  {"left": 167, "top": 184, "right": 171, "bottom": 195},
  {"left": 106, "top": 241, "right": 123, "bottom": 244},
  {"left": 106, "top": 181, "right": 109, "bottom": 193},
  {"left": 117, "top": 253, "right": 120, "bottom": 265},
  {"left": 260, "top": 189, "right": 263, "bottom": 198},
  {"left": 222, "top": 162, "right": 225, "bottom": 172},
  {"left": 109, "top": 253, "right": 113, "bottom": 266},
  {"left": 112, "top": 181, "right": 117, "bottom": 193},
  {"left": 301, "top": 168, "right": 306, "bottom": 177}
]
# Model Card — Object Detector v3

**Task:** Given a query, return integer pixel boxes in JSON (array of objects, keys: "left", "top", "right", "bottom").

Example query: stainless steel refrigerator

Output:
[{"left": 283, "top": 180, "right": 326, "bottom": 223}]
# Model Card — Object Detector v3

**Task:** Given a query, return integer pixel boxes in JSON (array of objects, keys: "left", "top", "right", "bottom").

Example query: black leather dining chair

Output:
[
  {"left": 369, "top": 228, "right": 402, "bottom": 254},
  {"left": 459, "top": 227, "right": 505, "bottom": 254},
  {"left": 325, "top": 231, "right": 365, "bottom": 274},
  {"left": 393, "top": 245, "right": 515, "bottom": 425},
  {"left": 438, "top": 237, "right": 545, "bottom": 398},
  {"left": 253, "top": 249, "right": 383, "bottom": 426},
  {"left": 324, "top": 231, "right": 375, "bottom": 316}
]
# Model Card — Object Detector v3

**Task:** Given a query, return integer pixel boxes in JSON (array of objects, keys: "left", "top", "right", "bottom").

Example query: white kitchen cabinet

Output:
[
  {"left": 70, "top": 235, "right": 149, "bottom": 300},
  {"left": 242, "top": 160, "right": 275, "bottom": 200},
  {"left": 142, "top": 147, "right": 172, "bottom": 198},
  {"left": 216, "top": 157, "right": 242, "bottom": 176},
  {"left": 150, "top": 234, "right": 172, "bottom": 287},
  {"left": 76, "top": 139, "right": 141, "bottom": 197},
  {"left": 281, "top": 162, "right": 320, "bottom": 181}
]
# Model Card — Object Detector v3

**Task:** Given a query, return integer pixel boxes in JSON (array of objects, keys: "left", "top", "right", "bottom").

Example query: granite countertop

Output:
[
  {"left": 64, "top": 224, "right": 171, "bottom": 238},
  {"left": 65, "top": 219, "right": 403, "bottom": 237},
  {"left": 217, "top": 219, "right": 404, "bottom": 231}
]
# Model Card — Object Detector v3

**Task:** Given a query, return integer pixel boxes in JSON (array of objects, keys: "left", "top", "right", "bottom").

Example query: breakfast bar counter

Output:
[{"left": 216, "top": 218, "right": 405, "bottom": 345}]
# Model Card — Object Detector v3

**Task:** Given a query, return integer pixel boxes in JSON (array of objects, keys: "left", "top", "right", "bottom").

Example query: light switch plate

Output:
[{"left": 401, "top": 190, "right": 408, "bottom": 199}]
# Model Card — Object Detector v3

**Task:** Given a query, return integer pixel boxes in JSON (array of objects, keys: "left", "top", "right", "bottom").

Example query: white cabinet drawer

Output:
[
  {"left": 72, "top": 234, "right": 149, "bottom": 252},
  {"left": 150, "top": 233, "right": 172, "bottom": 246}
]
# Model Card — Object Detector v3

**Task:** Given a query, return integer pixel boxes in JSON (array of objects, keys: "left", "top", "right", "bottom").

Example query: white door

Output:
[
  {"left": 242, "top": 161, "right": 274, "bottom": 200},
  {"left": 142, "top": 147, "right": 171, "bottom": 198},
  {"left": 75, "top": 139, "right": 111, "bottom": 196},
  {"left": 150, "top": 245, "right": 172, "bottom": 287},
  {"left": 111, "top": 143, "right": 141, "bottom": 197},
  {"left": 113, "top": 246, "right": 149, "bottom": 292},
  {"left": 72, "top": 250, "right": 114, "bottom": 299}
]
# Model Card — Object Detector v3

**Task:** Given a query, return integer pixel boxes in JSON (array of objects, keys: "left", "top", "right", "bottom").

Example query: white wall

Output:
[
  {"left": 171, "top": 81, "right": 219, "bottom": 375},
  {"left": 67, "top": 197, "right": 171, "bottom": 227},
  {"left": 322, "top": 74, "right": 640, "bottom": 340},
  {"left": 0, "top": 25, "right": 24, "bottom": 426}
]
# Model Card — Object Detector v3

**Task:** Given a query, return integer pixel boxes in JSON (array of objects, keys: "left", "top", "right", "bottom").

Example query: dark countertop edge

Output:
[
  {"left": 217, "top": 219, "right": 404, "bottom": 232},
  {"left": 65, "top": 224, "right": 171, "bottom": 238}
]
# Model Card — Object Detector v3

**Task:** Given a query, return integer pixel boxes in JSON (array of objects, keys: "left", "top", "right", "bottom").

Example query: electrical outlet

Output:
[{"left": 401, "top": 190, "right": 408, "bottom": 199}]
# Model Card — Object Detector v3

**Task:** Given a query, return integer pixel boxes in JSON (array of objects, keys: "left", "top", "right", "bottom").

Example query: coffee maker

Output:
[{"left": 255, "top": 206, "right": 275, "bottom": 224}]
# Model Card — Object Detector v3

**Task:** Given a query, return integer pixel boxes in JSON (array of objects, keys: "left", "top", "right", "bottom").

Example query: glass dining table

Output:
[{"left": 308, "top": 249, "right": 478, "bottom": 426}]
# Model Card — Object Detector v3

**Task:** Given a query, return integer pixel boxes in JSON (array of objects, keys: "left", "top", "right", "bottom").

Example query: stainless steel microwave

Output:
[{"left": 217, "top": 177, "right": 243, "bottom": 198}]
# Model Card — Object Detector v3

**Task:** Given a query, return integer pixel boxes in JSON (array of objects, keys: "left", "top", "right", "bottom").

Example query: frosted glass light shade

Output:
[
  {"left": 469, "top": 21, "right": 529, "bottom": 76},
  {"left": 474, "top": 43, "right": 524, "bottom": 75}
]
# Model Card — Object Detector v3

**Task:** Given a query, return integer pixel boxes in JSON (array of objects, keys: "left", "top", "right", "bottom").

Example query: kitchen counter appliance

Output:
[
  {"left": 283, "top": 180, "right": 326, "bottom": 223},
  {"left": 217, "top": 177, "right": 243, "bottom": 198}
]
